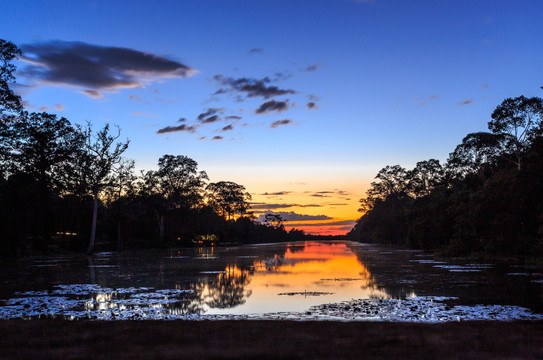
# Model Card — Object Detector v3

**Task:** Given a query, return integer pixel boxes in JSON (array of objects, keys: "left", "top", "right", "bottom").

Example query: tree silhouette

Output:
[
  {"left": 80, "top": 123, "right": 129, "bottom": 253},
  {"left": 206, "top": 181, "right": 252, "bottom": 221},
  {"left": 489, "top": 96, "right": 543, "bottom": 170},
  {"left": 0, "top": 39, "right": 22, "bottom": 113}
]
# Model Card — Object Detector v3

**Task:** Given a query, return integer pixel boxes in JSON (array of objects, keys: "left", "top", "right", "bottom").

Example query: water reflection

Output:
[{"left": 1, "top": 241, "right": 542, "bottom": 320}]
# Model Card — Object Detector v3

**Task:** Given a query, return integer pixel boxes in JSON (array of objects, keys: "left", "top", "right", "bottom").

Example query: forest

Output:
[
  {"left": 0, "top": 39, "right": 305, "bottom": 258},
  {"left": 348, "top": 93, "right": 543, "bottom": 259}
]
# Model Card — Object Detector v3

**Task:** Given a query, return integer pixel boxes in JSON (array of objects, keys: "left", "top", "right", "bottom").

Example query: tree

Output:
[
  {"left": 367, "top": 165, "right": 411, "bottom": 201},
  {"left": 446, "top": 132, "right": 503, "bottom": 179},
  {"left": 155, "top": 155, "right": 208, "bottom": 208},
  {"left": 80, "top": 123, "right": 129, "bottom": 253},
  {"left": 9, "top": 111, "right": 84, "bottom": 193},
  {"left": 0, "top": 39, "right": 22, "bottom": 114},
  {"left": 263, "top": 213, "right": 285, "bottom": 229},
  {"left": 408, "top": 159, "right": 444, "bottom": 197},
  {"left": 141, "top": 155, "right": 208, "bottom": 243},
  {"left": 489, "top": 96, "right": 543, "bottom": 170},
  {"left": 206, "top": 181, "right": 252, "bottom": 221}
]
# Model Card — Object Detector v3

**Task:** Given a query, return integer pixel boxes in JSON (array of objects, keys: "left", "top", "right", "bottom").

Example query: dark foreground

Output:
[{"left": 2, "top": 320, "right": 542, "bottom": 359}]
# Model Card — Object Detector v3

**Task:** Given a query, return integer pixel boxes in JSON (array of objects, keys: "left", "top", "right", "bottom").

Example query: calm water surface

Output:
[{"left": 1, "top": 241, "right": 542, "bottom": 321}]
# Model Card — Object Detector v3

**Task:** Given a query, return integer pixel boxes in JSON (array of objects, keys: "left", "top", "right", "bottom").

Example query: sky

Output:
[{"left": 2, "top": 0, "right": 542, "bottom": 235}]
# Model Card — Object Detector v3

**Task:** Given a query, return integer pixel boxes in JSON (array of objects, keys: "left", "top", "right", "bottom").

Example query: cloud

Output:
[
  {"left": 21, "top": 40, "right": 196, "bottom": 97},
  {"left": 177, "top": 117, "right": 187, "bottom": 122},
  {"left": 251, "top": 202, "right": 322, "bottom": 210},
  {"left": 39, "top": 105, "right": 48, "bottom": 112},
  {"left": 457, "top": 98, "right": 474, "bottom": 106},
  {"left": 270, "top": 119, "right": 293, "bottom": 128},
  {"left": 261, "top": 191, "right": 292, "bottom": 196},
  {"left": 306, "top": 102, "right": 318, "bottom": 110},
  {"left": 222, "top": 124, "right": 233, "bottom": 131},
  {"left": 81, "top": 90, "right": 103, "bottom": 99},
  {"left": 287, "top": 220, "right": 357, "bottom": 227},
  {"left": 128, "top": 94, "right": 150, "bottom": 104},
  {"left": 257, "top": 211, "right": 332, "bottom": 222},
  {"left": 197, "top": 108, "right": 224, "bottom": 123},
  {"left": 212, "top": 136, "right": 223, "bottom": 141},
  {"left": 213, "top": 75, "right": 296, "bottom": 99},
  {"left": 131, "top": 111, "right": 160, "bottom": 118},
  {"left": 200, "top": 115, "right": 220, "bottom": 124},
  {"left": 225, "top": 115, "right": 242, "bottom": 120},
  {"left": 481, "top": 83, "right": 489, "bottom": 89},
  {"left": 248, "top": 48, "right": 263, "bottom": 54},
  {"left": 304, "top": 62, "right": 321, "bottom": 72},
  {"left": 255, "top": 100, "right": 290, "bottom": 114},
  {"left": 157, "top": 124, "right": 197, "bottom": 134},
  {"left": 54, "top": 104, "right": 65, "bottom": 111}
]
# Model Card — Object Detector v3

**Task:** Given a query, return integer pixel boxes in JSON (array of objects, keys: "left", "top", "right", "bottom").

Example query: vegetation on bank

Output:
[
  {"left": 348, "top": 94, "right": 543, "bottom": 259},
  {"left": 0, "top": 39, "right": 306, "bottom": 257}
]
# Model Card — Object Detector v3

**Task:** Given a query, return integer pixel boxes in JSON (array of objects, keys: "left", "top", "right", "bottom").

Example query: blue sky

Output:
[{"left": 2, "top": 0, "right": 542, "bottom": 234}]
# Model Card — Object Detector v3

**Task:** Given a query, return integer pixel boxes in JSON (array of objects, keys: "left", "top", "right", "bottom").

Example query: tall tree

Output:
[
  {"left": 80, "top": 123, "right": 129, "bottom": 253},
  {"left": 0, "top": 39, "right": 22, "bottom": 114},
  {"left": 9, "top": 111, "right": 84, "bottom": 193},
  {"left": 408, "top": 159, "right": 444, "bottom": 197},
  {"left": 446, "top": 132, "right": 503, "bottom": 179},
  {"left": 142, "top": 155, "right": 208, "bottom": 243},
  {"left": 367, "top": 165, "right": 411, "bottom": 201},
  {"left": 489, "top": 96, "right": 543, "bottom": 170},
  {"left": 206, "top": 181, "right": 252, "bottom": 221}
]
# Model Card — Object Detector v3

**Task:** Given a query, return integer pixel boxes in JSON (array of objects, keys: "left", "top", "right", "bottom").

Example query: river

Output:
[{"left": 0, "top": 241, "right": 542, "bottom": 321}]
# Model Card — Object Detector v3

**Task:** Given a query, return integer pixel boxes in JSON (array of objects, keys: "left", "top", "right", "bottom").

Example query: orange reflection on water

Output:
[{"left": 205, "top": 241, "right": 390, "bottom": 315}]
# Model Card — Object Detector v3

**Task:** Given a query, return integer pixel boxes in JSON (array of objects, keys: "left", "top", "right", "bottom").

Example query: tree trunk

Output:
[
  {"left": 87, "top": 190, "right": 99, "bottom": 254},
  {"left": 155, "top": 210, "right": 165, "bottom": 244}
]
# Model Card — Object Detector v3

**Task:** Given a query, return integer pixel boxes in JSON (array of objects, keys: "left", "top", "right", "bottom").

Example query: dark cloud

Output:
[
  {"left": 287, "top": 220, "right": 357, "bottom": 227},
  {"left": 222, "top": 124, "right": 233, "bottom": 131},
  {"left": 261, "top": 191, "right": 292, "bottom": 196},
  {"left": 270, "top": 119, "right": 293, "bottom": 128},
  {"left": 177, "top": 117, "right": 186, "bottom": 122},
  {"left": 457, "top": 99, "right": 474, "bottom": 106},
  {"left": 200, "top": 114, "right": 220, "bottom": 124},
  {"left": 213, "top": 75, "right": 296, "bottom": 99},
  {"left": 225, "top": 115, "right": 242, "bottom": 120},
  {"left": 306, "top": 102, "right": 318, "bottom": 110},
  {"left": 250, "top": 202, "right": 322, "bottom": 210},
  {"left": 255, "top": 100, "right": 290, "bottom": 114},
  {"left": 157, "top": 124, "right": 197, "bottom": 134},
  {"left": 212, "top": 136, "right": 223, "bottom": 141},
  {"left": 248, "top": 48, "right": 263, "bottom": 54},
  {"left": 257, "top": 211, "right": 332, "bottom": 222},
  {"left": 21, "top": 41, "right": 195, "bottom": 97},
  {"left": 197, "top": 107, "right": 224, "bottom": 123},
  {"left": 304, "top": 62, "right": 321, "bottom": 72}
]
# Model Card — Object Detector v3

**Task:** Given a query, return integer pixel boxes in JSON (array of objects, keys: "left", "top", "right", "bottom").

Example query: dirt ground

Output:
[{"left": 1, "top": 320, "right": 542, "bottom": 359}]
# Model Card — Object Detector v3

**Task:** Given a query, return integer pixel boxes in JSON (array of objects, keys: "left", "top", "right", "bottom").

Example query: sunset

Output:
[
  {"left": 3, "top": 0, "right": 542, "bottom": 236},
  {"left": 1, "top": 0, "right": 543, "bottom": 358}
]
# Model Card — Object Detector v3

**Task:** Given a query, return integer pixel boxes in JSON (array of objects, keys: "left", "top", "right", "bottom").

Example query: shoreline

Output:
[{"left": 2, "top": 320, "right": 543, "bottom": 359}]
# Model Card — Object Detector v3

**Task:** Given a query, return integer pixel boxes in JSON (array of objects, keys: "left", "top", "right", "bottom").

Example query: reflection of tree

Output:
[{"left": 194, "top": 266, "right": 252, "bottom": 309}]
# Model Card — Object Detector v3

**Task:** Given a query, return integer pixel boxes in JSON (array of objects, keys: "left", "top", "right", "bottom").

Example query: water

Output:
[{"left": 0, "top": 241, "right": 542, "bottom": 321}]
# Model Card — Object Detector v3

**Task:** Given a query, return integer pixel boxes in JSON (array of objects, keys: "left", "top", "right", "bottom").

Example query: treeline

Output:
[
  {"left": 0, "top": 39, "right": 304, "bottom": 258},
  {"left": 348, "top": 95, "right": 543, "bottom": 258}
]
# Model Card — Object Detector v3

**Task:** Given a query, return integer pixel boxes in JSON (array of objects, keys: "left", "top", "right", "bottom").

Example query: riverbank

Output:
[{"left": 2, "top": 320, "right": 542, "bottom": 359}]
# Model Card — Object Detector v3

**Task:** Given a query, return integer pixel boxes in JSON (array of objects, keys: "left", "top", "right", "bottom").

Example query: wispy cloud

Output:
[
  {"left": 248, "top": 48, "right": 263, "bottom": 54},
  {"left": 270, "top": 119, "right": 293, "bottom": 128},
  {"left": 212, "top": 135, "right": 223, "bottom": 141},
  {"left": 157, "top": 124, "right": 197, "bottom": 134},
  {"left": 306, "top": 102, "right": 318, "bottom": 110},
  {"left": 257, "top": 211, "right": 332, "bottom": 222},
  {"left": 131, "top": 111, "right": 160, "bottom": 118},
  {"left": 255, "top": 100, "right": 290, "bottom": 114},
  {"left": 213, "top": 75, "right": 296, "bottom": 99},
  {"left": 222, "top": 124, "right": 233, "bottom": 131},
  {"left": 304, "top": 62, "right": 321, "bottom": 72},
  {"left": 457, "top": 98, "right": 474, "bottom": 106}
]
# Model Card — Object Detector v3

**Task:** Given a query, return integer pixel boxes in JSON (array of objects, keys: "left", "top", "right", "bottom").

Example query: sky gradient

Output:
[{"left": 2, "top": 0, "right": 542, "bottom": 235}]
